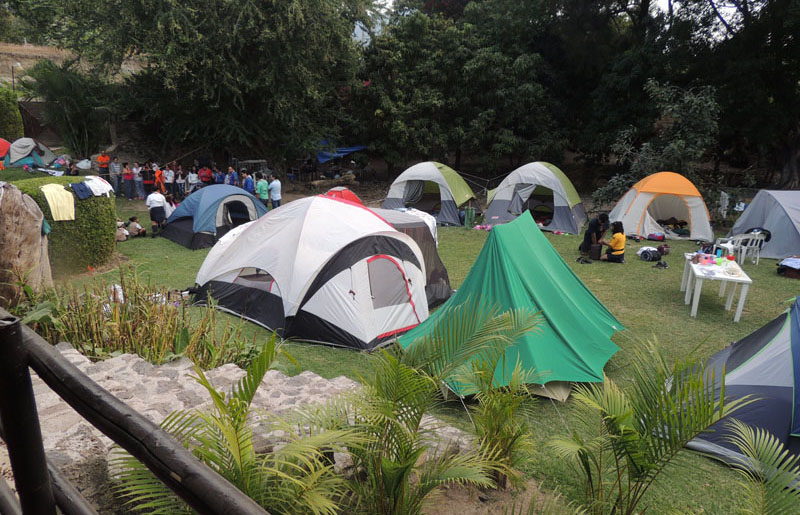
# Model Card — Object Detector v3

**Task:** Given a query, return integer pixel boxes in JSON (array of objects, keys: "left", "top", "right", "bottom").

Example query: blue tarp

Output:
[
  {"left": 316, "top": 142, "right": 367, "bottom": 164},
  {"left": 166, "top": 184, "right": 267, "bottom": 233}
]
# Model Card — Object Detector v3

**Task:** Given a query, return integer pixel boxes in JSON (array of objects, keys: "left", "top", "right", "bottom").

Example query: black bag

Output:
[
  {"left": 639, "top": 249, "right": 661, "bottom": 262},
  {"left": 590, "top": 243, "right": 602, "bottom": 260}
]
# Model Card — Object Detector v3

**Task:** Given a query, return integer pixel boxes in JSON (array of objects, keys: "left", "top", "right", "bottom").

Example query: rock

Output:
[
  {"left": 0, "top": 182, "right": 53, "bottom": 307},
  {"left": 0, "top": 347, "right": 472, "bottom": 512}
]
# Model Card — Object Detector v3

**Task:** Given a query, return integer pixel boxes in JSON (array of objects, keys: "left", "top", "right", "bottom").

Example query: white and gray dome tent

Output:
[
  {"left": 687, "top": 296, "right": 800, "bottom": 471},
  {"left": 485, "top": 162, "right": 587, "bottom": 233},
  {"left": 728, "top": 190, "right": 800, "bottom": 259},
  {"left": 194, "top": 196, "right": 429, "bottom": 350},
  {"left": 382, "top": 161, "right": 479, "bottom": 226}
]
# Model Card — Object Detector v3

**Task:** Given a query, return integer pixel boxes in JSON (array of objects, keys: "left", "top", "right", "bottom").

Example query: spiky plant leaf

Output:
[{"left": 725, "top": 419, "right": 800, "bottom": 515}]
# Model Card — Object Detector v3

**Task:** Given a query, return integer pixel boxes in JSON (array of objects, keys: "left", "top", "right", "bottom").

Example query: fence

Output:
[{"left": 0, "top": 308, "right": 269, "bottom": 515}]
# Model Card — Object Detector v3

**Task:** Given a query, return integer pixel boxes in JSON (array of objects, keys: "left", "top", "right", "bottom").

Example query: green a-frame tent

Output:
[{"left": 398, "top": 211, "right": 622, "bottom": 400}]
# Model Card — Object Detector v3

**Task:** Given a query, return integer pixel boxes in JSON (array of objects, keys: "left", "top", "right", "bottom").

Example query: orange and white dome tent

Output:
[{"left": 608, "top": 172, "right": 713, "bottom": 241}]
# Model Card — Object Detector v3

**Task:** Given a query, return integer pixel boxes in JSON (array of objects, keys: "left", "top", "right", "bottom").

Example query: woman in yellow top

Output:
[{"left": 600, "top": 221, "right": 626, "bottom": 263}]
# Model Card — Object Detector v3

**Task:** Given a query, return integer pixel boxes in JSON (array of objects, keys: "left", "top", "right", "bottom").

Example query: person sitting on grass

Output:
[
  {"left": 127, "top": 216, "right": 146, "bottom": 238},
  {"left": 577, "top": 212, "right": 608, "bottom": 264},
  {"left": 600, "top": 221, "right": 626, "bottom": 263}
]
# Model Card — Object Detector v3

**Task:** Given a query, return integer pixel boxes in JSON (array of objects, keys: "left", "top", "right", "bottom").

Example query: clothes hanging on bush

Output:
[
  {"left": 40, "top": 183, "right": 75, "bottom": 221},
  {"left": 69, "top": 182, "right": 93, "bottom": 200},
  {"left": 83, "top": 175, "right": 114, "bottom": 197}
]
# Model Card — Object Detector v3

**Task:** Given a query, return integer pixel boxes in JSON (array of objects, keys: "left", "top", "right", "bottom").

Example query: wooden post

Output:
[{"left": 0, "top": 314, "right": 57, "bottom": 514}]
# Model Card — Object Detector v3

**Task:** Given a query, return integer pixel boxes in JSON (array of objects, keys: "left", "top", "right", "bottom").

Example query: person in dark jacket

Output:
[{"left": 578, "top": 213, "right": 609, "bottom": 262}]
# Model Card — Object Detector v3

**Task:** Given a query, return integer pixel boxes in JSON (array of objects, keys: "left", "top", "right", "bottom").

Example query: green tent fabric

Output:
[
  {"left": 434, "top": 162, "right": 477, "bottom": 207},
  {"left": 398, "top": 211, "right": 621, "bottom": 395}
]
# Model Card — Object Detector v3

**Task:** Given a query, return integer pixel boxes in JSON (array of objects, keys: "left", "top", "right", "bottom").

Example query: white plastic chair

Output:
[{"left": 713, "top": 233, "right": 766, "bottom": 265}]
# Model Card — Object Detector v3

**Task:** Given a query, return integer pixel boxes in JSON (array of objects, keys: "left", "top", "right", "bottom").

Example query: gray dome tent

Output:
[
  {"left": 485, "top": 162, "right": 586, "bottom": 233},
  {"left": 382, "top": 162, "right": 479, "bottom": 226},
  {"left": 687, "top": 297, "right": 800, "bottom": 471},
  {"left": 728, "top": 190, "right": 800, "bottom": 259}
]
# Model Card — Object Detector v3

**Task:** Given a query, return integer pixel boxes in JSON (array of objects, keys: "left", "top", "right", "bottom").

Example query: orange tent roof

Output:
[{"left": 632, "top": 171, "right": 702, "bottom": 197}]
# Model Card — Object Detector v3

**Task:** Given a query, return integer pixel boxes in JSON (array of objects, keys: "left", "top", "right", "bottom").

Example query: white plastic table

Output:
[{"left": 680, "top": 253, "right": 752, "bottom": 322}]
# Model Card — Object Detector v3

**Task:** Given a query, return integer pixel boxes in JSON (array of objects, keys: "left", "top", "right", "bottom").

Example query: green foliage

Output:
[
  {"left": 52, "top": 0, "right": 370, "bottom": 158},
  {"left": 20, "top": 60, "right": 113, "bottom": 157},
  {"left": 402, "top": 297, "right": 542, "bottom": 489},
  {"left": 22, "top": 267, "right": 267, "bottom": 369},
  {"left": 356, "top": 6, "right": 563, "bottom": 172},
  {"left": 111, "top": 338, "right": 355, "bottom": 514},
  {"left": 0, "top": 87, "right": 24, "bottom": 141},
  {"left": 13, "top": 175, "right": 116, "bottom": 274},
  {"left": 724, "top": 419, "right": 800, "bottom": 515},
  {"left": 337, "top": 348, "right": 497, "bottom": 515},
  {"left": 593, "top": 79, "right": 720, "bottom": 205},
  {"left": 548, "top": 339, "right": 753, "bottom": 515},
  {"left": 296, "top": 298, "right": 542, "bottom": 514}
]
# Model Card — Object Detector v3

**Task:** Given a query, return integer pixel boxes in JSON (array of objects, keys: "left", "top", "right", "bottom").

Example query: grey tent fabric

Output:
[
  {"left": 382, "top": 162, "right": 479, "bottom": 226},
  {"left": 485, "top": 162, "right": 586, "bottom": 233},
  {"left": 728, "top": 190, "right": 800, "bottom": 259},
  {"left": 686, "top": 298, "right": 800, "bottom": 472},
  {"left": 9, "top": 138, "right": 36, "bottom": 163},
  {"left": 373, "top": 208, "right": 451, "bottom": 306}
]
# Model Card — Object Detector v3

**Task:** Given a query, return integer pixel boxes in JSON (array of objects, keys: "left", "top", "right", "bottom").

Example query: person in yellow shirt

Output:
[{"left": 600, "top": 221, "right": 626, "bottom": 263}]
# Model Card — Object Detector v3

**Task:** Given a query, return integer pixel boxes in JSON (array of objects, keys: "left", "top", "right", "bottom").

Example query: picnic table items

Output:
[{"left": 680, "top": 252, "right": 752, "bottom": 322}]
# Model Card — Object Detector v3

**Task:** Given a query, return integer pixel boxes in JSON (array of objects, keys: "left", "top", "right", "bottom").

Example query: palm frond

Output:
[
  {"left": 233, "top": 332, "right": 282, "bottom": 407},
  {"left": 725, "top": 418, "right": 800, "bottom": 515}
]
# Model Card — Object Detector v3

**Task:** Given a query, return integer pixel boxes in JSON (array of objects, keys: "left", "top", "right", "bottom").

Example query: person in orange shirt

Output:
[
  {"left": 154, "top": 166, "right": 166, "bottom": 193},
  {"left": 96, "top": 150, "right": 111, "bottom": 182}
]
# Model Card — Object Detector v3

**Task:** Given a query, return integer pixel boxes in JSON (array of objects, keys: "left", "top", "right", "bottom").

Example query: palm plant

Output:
[
  {"left": 725, "top": 419, "right": 800, "bottom": 514},
  {"left": 301, "top": 297, "right": 542, "bottom": 514},
  {"left": 549, "top": 340, "right": 753, "bottom": 515},
  {"left": 111, "top": 333, "right": 357, "bottom": 514},
  {"left": 20, "top": 59, "right": 114, "bottom": 157},
  {"left": 443, "top": 304, "right": 543, "bottom": 489}
]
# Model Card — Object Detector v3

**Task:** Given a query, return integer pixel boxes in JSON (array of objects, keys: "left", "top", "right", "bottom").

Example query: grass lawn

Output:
[{"left": 51, "top": 198, "right": 800, "bottom": 513}]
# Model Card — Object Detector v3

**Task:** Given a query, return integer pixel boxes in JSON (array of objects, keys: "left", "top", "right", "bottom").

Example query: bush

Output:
[
  {"left": 0, "top": 87, "right": 24, "bottom": 141},
  {"left": 13, "top": 176, "right": 116, "bottom": 274}
]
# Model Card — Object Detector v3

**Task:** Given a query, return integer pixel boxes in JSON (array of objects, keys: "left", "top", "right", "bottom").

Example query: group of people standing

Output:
[
  {"left": 95, "top": 151, "right": 284, "bottom": 238},
  {"left": 95, "top": 151, "right": 282, "bottom": 209}
]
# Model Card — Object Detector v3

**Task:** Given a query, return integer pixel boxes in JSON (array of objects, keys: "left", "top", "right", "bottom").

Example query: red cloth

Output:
[
  {"left": 0, "top": 138, "right": 10, "bottom": 159},
  {"left": 198, "top": 167, "right": 213, "bottom": 183}
]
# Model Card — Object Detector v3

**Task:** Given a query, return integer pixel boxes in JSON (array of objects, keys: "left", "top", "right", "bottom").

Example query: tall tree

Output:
[
  {"left": 49, "top": 0, "right": 372, "bottom": 158},
  {"left": 673, "top": 0, "right": 800, "bottom": 186}
]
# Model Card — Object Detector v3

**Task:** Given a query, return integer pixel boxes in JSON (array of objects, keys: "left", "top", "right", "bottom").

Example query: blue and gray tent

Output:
[
  {"left": 161, "top": 185, "right": 268, "bottom": 249},
  {"left": 687, "top": 296, "right": 800, "bottom": 469}
]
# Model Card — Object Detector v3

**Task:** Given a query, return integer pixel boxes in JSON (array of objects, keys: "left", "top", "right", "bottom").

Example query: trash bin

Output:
[{"left": 464, "top": 207, "right": 475, "bottom": 227}]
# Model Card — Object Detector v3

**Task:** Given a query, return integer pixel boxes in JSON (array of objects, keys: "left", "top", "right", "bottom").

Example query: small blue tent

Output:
[
  {"left": 687, "top": 296, "right": 800, "bottom": 471},
  {"left": 161, "top": 185, "right": 268, "bottom": 249}
]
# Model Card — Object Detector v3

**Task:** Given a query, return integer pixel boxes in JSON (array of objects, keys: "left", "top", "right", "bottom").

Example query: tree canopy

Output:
[{"left": 3, "top": 0, "right": 798, "bottom": 185}]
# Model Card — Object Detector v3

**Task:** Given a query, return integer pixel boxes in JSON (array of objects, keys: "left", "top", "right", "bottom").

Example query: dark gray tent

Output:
[
  {"left": 687, "top": 297, "right": 800, "bottom": 469},
  {"left": 728, "top": 190, "right": 800, "bottom": 259},
  {"left": 372, "top": 208, "right": 451, "bottom": 306}
]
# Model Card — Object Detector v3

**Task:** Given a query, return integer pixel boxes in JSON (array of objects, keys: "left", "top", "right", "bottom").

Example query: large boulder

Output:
[{"left": 0, "top": 181, "right": 53, "bottom": 307}]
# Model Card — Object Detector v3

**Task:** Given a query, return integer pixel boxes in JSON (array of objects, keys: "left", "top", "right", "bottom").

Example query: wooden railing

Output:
[{"left": 0, "top": 308, "right": 269, "bottom": 515}]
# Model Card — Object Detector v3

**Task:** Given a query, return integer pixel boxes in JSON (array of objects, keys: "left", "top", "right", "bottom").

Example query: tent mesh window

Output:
[
  {"left": 232, "top": 267, "right": 279, "bottom": 295},
  {"left": 367, "top": 256, "right": 410, "bottom": 309}
]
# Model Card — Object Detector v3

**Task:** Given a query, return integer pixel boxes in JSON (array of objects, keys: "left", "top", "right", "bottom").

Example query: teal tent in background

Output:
[{"left": 398, "top": 211, "right": 622, "bottom": 400}]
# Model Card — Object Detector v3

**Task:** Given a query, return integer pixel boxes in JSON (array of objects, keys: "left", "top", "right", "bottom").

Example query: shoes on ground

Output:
[{"left": 653, "top": 261, "right": 668, "bottom": 269}]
